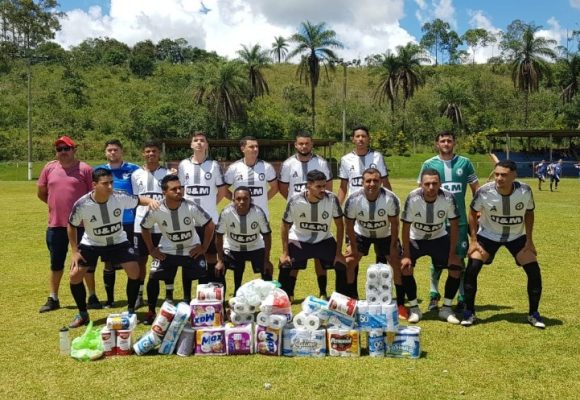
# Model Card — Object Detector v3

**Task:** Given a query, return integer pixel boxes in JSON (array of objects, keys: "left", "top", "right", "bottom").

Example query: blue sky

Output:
[{"left": 54, "top": 0, "right": 580, "bottom": 61}]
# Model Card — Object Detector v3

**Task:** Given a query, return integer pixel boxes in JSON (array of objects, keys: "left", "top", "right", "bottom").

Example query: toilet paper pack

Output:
[
  {"left": 191, "top": 300, "right": 223, "bottom": 327},
  {"left": 159, "top": 302, "right": 191, "bottom": 355},
  {"left": 225, "top": 323, "right": 254, "bottom": 355},
  {"left": 254, "top": 325, "right": 282, "bottom": 356},
  {"left": 327, "top": 328, "right": 360, "bottom": 357},
  {"left": 357, "top": 300, "right": 399, "bottom": 332},
  {"left": 194, "top": 327, "right": 226, "bottom": 356},
  {"left": 282, "top": 325, "right": 326, "bottom": 357},
  {"left": 385, "top": 326, "right": 421, "bottom": 359}
]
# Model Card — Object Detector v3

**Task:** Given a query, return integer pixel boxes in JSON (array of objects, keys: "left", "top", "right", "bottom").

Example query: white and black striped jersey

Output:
[
  {"left": 338, "top": 150, "right": 388, "bottom": 198},
  {"left": 69, "top": 191, "right": 139, "bottom": 247},
  {"left": 131, "top": 166, "right": 168, "bottom": 234},
  {"left": 140, "top": 199, "right": 211, "bottom": 256},
  {"left": 224, "top": 159, "right": 276, "bottom": 219},
  {"left": 470, "top": 181, "right": 535, "bottom": 242},
  {"left": 215, "top": 203, "right": 271, "bottom": 252},
  {"left": 283, "top": 191, "right": 343, "bottom": 243},
  {"left": 401, "top": 188, "right": 458, "bottom": 240},
  {"left": 344, "top": 187, "right": 400, "bottom": 238},
  {"left": 178, "top": 157, "right": 225, "bottom": 223},
  {"left": 279, "top": 154, "right": 332, "bottom": 200}
]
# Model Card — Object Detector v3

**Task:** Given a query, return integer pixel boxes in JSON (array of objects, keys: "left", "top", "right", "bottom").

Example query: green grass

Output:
[{"left": 1, "top": 178, "right": 579, "bottom": 399}]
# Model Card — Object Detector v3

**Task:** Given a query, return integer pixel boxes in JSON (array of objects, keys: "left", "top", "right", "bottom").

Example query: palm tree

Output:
[
  {"left": 270, "top": 36, "right": 288, "bottom": 63},
  {"left": 287, "top": 21, "right": 343, "bottom": 133},
  {"left": 559, "top": 54, "right": 580, "bottom": 104},
  {"left": 396, "top": 43, "right": 430, "bottom": 110},
  {"left": 191, "top": 60, "right": 248, "bottom": 137},
  {"left": 237, "top": 44, "right": 272, "bottom": 101},
  {"left": 511, "top": 26, "right": 557, "bottom": 126},
  {"left": 436, "top": 81, "right": 472, "bottom": 128},
  {"left": 373, "top": 51, "right": 400, "bottom": 127}
]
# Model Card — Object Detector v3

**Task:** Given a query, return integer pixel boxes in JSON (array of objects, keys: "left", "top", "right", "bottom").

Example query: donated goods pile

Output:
[{"left": 98, "top": 265, "right": 421, "bottom": 359}]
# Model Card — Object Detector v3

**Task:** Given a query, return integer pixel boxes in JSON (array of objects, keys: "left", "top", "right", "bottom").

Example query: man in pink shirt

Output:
[{"left": 37, "top": 136, "right": 93, "bottom": 313}]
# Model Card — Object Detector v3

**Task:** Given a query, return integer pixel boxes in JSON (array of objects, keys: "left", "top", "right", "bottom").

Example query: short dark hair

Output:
[
  {"left": 161, "top": 174, "right": 180, "bottom": 191},
  {"left": 362, "top": 167, "right": 381, "bottom": 178},
  {"left": 234, "top": 186, "right": 251, "bottom": 197},
  {"left": 104, "top": 139, "right": 123, "bottom": 150},
  {"left": 435, "top": 131, "right": 455, "bottom": 141},
  {"left": 306, "top": 169, "right": 327, "bottom": 182},
  {"left": 240, "top": 136, "right": 257, "bottom": 147},
  {"left": 92, "top": 167, "right": 112, "bottom": 182},
  {"left": 351, "top": 125, "right": 370, "bottom": 137},
  {"left": 295, "top": 131, "right": 312, "bottom": 140},
  {"left": 496, "top": 160, "right": 517, "bottom": 171},
  {"left": 142, "top": 141, "right": 161, "bottom": 150},
  {"left": 191, "top": 130, "right": 207, "bottom": 139},
  {"left": 420, "top": 168, "right": 441, "bottom": 181}
]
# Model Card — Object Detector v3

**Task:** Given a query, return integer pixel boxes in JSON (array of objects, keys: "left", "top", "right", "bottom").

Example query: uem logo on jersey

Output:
[
  {"left": 293, "top": 183, "right": 306, "bottom": 192},
  {"left": 300, "top": 222, "right": 328, "bottom": 232},
  {"left": 351, "top": 177, "right": 363, "bottom": 186},
  {"left": 186, "top": 186, "right": 210, "bottom": 196},
  {"left": 490, "top": 215, "right": 523, "bottom": 225},
  {"left": 442, "top": 182, "right": 463, "bottom": 193},
  {"left": 360, "top": 220, "right": 387, "bottom": 230},
  {"left": 230, "top": 233, "right": 258, "bottom": 243},
  {"left": 94, "top": 223, "right": 122, "bottom": 236},
  {"left": 167, "top": 231, "right": 193, "bottom": 241},
  {"left": 413, "top": 222, "right": 444, "bottom": 232},
  {"left": 248, "top": 187, "right": 263, "bottom": 196}
]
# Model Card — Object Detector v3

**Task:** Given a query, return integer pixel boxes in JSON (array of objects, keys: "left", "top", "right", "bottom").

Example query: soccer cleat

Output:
[
  {"left": 427, "top": 293, "right": 440, "bottom": 312},
  {"left": 86, "top": 294, "right": 103, "bottom": 310},
  {"left": 142, "top": 311, "right": 156, "bottom": 325},
  {"left": 408, "top": 306, "right": 422, "bottom": 323},
  {"left": 460, "top": 310, "right": 477, "bottom": 327},
  {"left": 103, "top": 301, "right": 115, "bottom": 309},
  {"left": 39, "top": 297, "right": 60, "bottom": 313},
  {"left": 439, "top": 306, "right": 460, "bottom": 324},
  {"left": 319, "top": 293, "right": 328, "bottom": 301},
  {"left": 398, "top": 304, "right": 409, "bottom": 320},
  {"left": 134, "top": 296, "right": 145, "bottom": 309},
  {"left": 69, "top": 313, "right": 90, "bottom": 329},
  {"left": 528, "top": 312, "right": 546, "bottom": 329},
  {"left": 454, "top": 300, "right": 466, "bottom": 313}
]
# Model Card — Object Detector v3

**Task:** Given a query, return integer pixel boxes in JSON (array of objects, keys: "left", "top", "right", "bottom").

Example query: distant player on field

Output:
[
  {"left": 462, "top": 160, "right": 545, "bottom": 329},
  {"left": 534, "top": 160, "right": 547, "bottom": 191},
  {"left": 418, "top": 131, "right": 479, "bottom": 313}
]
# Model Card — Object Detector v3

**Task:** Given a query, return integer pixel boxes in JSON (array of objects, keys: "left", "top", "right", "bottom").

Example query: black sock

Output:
[
  {"left": 278, "top": 268, "right": 291, "bottom": 294},
  {"left": 444, "top": 276, "right": 461, "bottom": 301},
  {"left": 126, "top": 278, "right": 140, "bottom": 312},
  {"left": 146, "top": 279, "right": 160, "bottom": 312},
  {"left": 261, "top": 272, "right": 272, "bottom": 282},
  {"left": 234, "top": 266, "right": 245, "bottom": 295},
  {"left": 138, "top": 280, "right": 145, "bottom": 297},
  {"left": 103, "top": 268, "right": 116, "bottom": 303},
  {"left": 395, "top": 284, "right": 405, "bottom": 306},
  {"left": 523, "top": 262, "right": 542, "bottom": 314},
  {"left": 70, "top": 282, "right": 87, "bottom": 313},
  {"left": 182, "top": 268, "right": 192, "bottom": 302},
  {"left": 349, "top": 282, "right": 358, "bottom": 299},
  {"left": 334, "top": 268, "right": 347, "bottom": 296},
  {"left": 288, "top": 276, "right": 297, "bottom": 298},
  {"left": 317, "top": 275, "right": 327, "bottom": 296},
  {"left": 165, "top": 280, "right": 174, "bottom": 301},
  {"left": 464, "top": 258, "right": 484, "bottom": 312},
  {"left": 353, "top": 264, "right": 360, "bottom": 299},
  {"left": 402, "top": 275, "right": 417, "bottom": 302}
]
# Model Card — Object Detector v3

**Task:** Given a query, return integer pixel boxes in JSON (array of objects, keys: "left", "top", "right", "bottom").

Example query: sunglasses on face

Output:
[{"left": 56, "top": 146, "right": 72, "bottom": 152}]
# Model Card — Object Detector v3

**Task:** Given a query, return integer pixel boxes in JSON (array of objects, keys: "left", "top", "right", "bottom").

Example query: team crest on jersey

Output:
[
  {"left": 258, "top": 173, "right": 265, "bottom": 181},
  {"left": 90, "top": 215, "right": 97, "bottom": 222},
  {"left": 128, "top": 247, "right": 135, "bottom": 254},
  {"left": 515, "top": 202, "right": 524, "bottom": 210},
  {"left": 199, "top": 259, "right": 207, "bottom": 268},
  {"left": 322, "top": 211, "right": 329, "bottom": 219},
  {"left": 456, "top": 168, "right": 464, "bottom": 176},
  {"left": 205, "top": 172, "right": 212, "bottom": 180},
  {"left": 183, "top": 217, "right": 191, "bottom": 225},
  {"left": 437, "top": 210, "right": 446, "bottom": 218},
  {"left": 377, "top": 209, "right": 386, "bottom": 217},
  {"left": 369, "top": 163, "right": 377, "bottom": 169},
  {"left": 251, "top": 221, "right": 259, "bottom": 229},
  {"left": 113, "top": 208, "right": 122, "bottom": 217}
]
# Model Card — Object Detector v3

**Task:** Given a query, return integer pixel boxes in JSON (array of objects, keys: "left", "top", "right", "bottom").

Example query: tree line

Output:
[{"left": 1, "top": 1, "right": 579, "bottom": 162}]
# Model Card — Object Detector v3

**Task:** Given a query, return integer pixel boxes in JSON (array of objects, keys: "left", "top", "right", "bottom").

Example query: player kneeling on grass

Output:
[
  {"left": 67, "top": 168, "right": 161, "bottom": 328},
  {"left": 140, "top": 175, "right": 214, "bottom": 325},
  {"left": 462, "top": 160, "right": 545, "bottom": 329},
  {"left": 215, "top": 186, "right": 273, "bottom": 294},
  {"left": 278, "top": 170, "right": 347, "bottom": 300},
  {"left": 400, "top": 168, "right": 463, "bottom": 324}
]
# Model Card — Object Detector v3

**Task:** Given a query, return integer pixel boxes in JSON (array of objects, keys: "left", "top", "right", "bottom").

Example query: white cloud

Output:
[
  {"left": 54, "top": 0, "right": 415, "bottom": 60},
  {"left": 466, "top": 10, "right": 502, "bottom": 63},
  {"left": 414, "top": 0, "right": 456, "bottom": 27},
  {"left": 537, "top": 17, "right": 565, "bottom": 44},
  {"left": 570, "top": 0, "right": 580, "bottom": 10}
]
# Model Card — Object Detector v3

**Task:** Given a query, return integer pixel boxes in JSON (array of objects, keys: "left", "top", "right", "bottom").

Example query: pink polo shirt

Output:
[{"left": 38, "top": 160, "right": 93, "bottom": 227}]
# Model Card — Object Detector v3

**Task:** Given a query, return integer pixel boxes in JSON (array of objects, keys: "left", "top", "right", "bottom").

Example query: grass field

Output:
[{"left": 1, "top": 177, "right": 579, "bottom": 399}]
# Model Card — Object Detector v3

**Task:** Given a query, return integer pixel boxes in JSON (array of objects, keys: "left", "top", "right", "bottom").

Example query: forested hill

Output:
[{"left": 1, "top": 55, "right": 578, "bottom": 162}]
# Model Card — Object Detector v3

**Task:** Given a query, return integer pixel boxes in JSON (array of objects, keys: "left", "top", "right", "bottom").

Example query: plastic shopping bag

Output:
[{"left": 70, "top": 321, "right": 104, "bottom": 361}]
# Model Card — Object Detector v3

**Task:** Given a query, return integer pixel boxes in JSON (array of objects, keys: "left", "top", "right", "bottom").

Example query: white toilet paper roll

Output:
[
  {"left": 256, "top": 312, "right": 270, "bottom": 327},
  {"left": 357, "top": 300, "right": 368, "bottom": 314},
  {"left": 230, "top": 311, "right": 253, "bottom": 325},
  {"left": 380, "top": 294, "right": 392, "bottom": 304},
  {"left": 293, "top": 312, "right": 308, "bottom": 329},
  {"left": 269, "top": 314, "right": 287, "bottom": 329},
  {"left": 367, "top": 294, "right": 379, "bottom": 304},
  {"left": 305, "top": 314, "right": 320, "bottom": 331},
  {"left": 228, "top": 297, "right": 238, "bottom": 308},
  {"left": 234, "top": 302, "right": 250, "bottom": 314},
  {"left": 367, "top": 270, "right": 378, "bottom": 281}
]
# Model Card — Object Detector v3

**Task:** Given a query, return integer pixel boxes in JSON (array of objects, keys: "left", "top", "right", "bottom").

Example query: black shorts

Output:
[
  {"left": 133, "top": 232, "right": 162, "bottom": 257},
  {"left": 355, "top": 235, "right": 400, "bottom": 260},
  {"left": 46, "top": 227, "right": 83, "bottom": 272},
  {"left": 477, "top": 234, "right": 527, "bottom": 265},
  {"left": 78, "top": 241, "right": 137, "bottom": 269},
  {"left": 287, "top": 237, "right": 338, "bottom": 270},
  {"left": 224, "top": 248, "right": 265, "bottom": 273},
  {"left": 549, "top": 175, "right": 560, "bottom": 183},
  {"left": 409, "top": 235, "right": 458, "bottom": 270},
  {"left": 196, "top": 226, "right": 217, "bottom": 255},
  {"left": 150, "top": 254, "right": 207, "bottom": 281}
]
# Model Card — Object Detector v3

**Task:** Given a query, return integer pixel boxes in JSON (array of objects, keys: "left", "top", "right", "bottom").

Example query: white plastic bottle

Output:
[{"left": 59, "top": 327, "right": 70, "bottom": 356}]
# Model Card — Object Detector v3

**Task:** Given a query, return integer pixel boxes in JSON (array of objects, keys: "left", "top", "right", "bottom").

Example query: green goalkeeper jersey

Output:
[{"left": 418, "top": 154, "right": 478, "bottom": 225}]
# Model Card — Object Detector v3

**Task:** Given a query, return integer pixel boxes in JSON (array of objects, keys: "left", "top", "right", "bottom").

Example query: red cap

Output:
[{"left": 54, "top": 136, "right": 76, "bottom": 147}]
